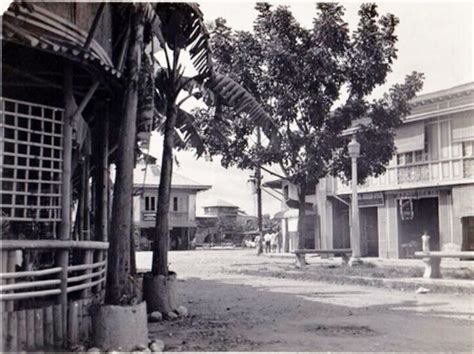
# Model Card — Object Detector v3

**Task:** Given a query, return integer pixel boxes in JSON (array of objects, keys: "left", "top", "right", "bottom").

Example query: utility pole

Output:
[{"left": 256, "top": 127, "right": 264, "bottom": 255}]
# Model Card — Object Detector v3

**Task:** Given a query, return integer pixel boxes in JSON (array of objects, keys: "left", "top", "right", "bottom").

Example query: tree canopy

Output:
[{"left": 195, "top": 3, "right": 424, "bottom": 187}]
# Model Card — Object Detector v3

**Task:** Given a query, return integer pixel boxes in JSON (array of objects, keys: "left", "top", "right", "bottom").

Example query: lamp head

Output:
[{"left": 348, "top": 136, "right": 361, "bottom": 158}]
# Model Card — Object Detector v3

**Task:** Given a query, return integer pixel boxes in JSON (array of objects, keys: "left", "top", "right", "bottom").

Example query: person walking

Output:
[{"left": 264, "top": 231, "right": 273, "bottom": 253}]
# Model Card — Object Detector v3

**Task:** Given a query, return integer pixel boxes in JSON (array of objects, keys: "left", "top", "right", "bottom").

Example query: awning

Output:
[
  {"left": 395, "top": 121, "right": 425, "bottom": 153},
  {"left": 452, "top": 113, "right": 474, "bottom": 142}
]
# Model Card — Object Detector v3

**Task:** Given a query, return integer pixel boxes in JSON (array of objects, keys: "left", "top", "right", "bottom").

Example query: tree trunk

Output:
[
  {"left": 152, "top": 104, "right": 178, "bottom": 276},
  {"left": 105, "top": 11, "right": 144, "bottom": 305},
  {"left": 297, "top": 182, "right": 307, "bottom": 251},
  {"left": 144, "top": 103, "right": 179, "bottom": 314}
]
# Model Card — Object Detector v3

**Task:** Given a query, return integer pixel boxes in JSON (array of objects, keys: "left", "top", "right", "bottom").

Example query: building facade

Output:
[
  {"left": 318, "top": 82, "right": 474, "bottom": 258},
  {"left": 133, "top": 163, "right": 211, "bottom": 250},
  {"left": 266, "top": 83, "right": 474, "bottom": 258}
]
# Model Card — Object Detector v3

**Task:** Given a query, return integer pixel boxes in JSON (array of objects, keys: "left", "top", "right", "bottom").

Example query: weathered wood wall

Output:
[
  {"left": 0, "top": 299, "right": 95, "bottom": 351},
  {"left": 33, "top": 2, "right": 113, "bottom": 59}
]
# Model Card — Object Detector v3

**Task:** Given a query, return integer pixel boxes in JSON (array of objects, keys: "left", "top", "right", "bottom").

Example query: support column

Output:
[{"left": 57, "top": 62, "right": 74, "bottom": 340}]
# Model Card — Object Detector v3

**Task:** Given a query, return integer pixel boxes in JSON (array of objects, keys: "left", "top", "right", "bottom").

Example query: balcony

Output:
[{"left": 335, "top": 156, "right": 474, "bottom": 194}]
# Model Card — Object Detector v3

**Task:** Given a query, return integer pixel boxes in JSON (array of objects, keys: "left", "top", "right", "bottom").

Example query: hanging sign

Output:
[
  {"left": 399, "top": 198, "right": 414, "bottom": 221},
  {"left": 358, "top": 192, "right": 385, "bottom": 208},
  {"left": 142, "top": 212, "right": 156, "bottom": 222}
]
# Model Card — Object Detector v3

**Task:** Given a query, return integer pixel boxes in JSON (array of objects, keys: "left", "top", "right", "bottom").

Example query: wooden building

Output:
[
  {"left": 1, "top": 2, "right": 149, "bottom": 350},
  {"left": 133, "top": 161, "right": 211, "bottom": 250}
]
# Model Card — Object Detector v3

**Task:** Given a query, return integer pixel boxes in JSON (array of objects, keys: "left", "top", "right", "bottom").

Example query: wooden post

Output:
[
  {"left": 101, "top": 110, "right": 109, "bottom": 243},
  {"left": 6, "top": 250, "right": 16, "bottom": 311},
  {"left": 1, "top": 250, "right": 7, "bottom": 315},
  {"left": 1, "top": 314, "right": 7, "bottom": 352},
  {"left": 7, "top": 311, "right": 17, "bottom": 352},
  {"left": 68, "top": 301, "right": 79, "bottom": 346},
  {"left": 35, "top": 308, "right": 44, "bottom": 348},
  {"left": 17, "top": 310, "right": 27, "bottom": 350},
  {"left": 57, "top": 62, "right": 74, "bottom": 340},
  {"left": 26, "top": 309, "right": 35, "bottom": 350},
  {"left": 81, "top": 250, "right": 93, "bottom": 298},
  {"left": 97, "top": 108, "right": 109, "bottom": 293},
  {"left": 83, "top": 156, "right": 91, "bottom": 241},
  {"left": 53, "top": 304, "right": 63, "bottom": 348},
  {"left": 44, "top": 306, "right": 54, "bottom": 348}
]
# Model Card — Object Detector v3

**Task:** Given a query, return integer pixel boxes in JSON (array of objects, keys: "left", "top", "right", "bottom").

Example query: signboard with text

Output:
[
  {"left": 142, "top": 212, "right": 156, "bottom": 222},
  {"left": 358, "top": 192, "right": 385, "bottom": 208}
]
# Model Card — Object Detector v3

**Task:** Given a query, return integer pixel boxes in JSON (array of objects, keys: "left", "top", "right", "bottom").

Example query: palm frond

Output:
[
  {"left": 175, "top": 108, "right": 206, "bottom": 156},
  {"left": 206, "top": 73, "right": 278, "bottom": 138},
  {"left": 184, "top": 3, "right": 213, "bottom": 77}
]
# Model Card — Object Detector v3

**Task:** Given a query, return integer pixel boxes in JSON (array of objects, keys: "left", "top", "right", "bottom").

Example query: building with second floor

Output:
[
  {"left": 266, "top": 82, "right": 474, "bottom": 258},
  {"left": 133, "top": 161, "right": 211, "bottom": 250}
]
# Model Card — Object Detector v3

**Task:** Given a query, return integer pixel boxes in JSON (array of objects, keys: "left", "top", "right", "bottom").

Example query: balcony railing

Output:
[{"left": 335, "top": 156, "right": 474, "bottom": 194}]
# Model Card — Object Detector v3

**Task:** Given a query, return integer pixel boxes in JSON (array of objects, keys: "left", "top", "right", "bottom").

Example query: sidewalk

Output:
[
  {"left": 264, "top": 251, "right": 474, "bottom": 270},
  {"left": 261, "top": 252, "right": 474, "bottom": 293}
]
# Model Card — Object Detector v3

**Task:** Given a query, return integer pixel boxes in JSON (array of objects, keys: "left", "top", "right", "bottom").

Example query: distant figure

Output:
[
  {"left": 264, "top": 232, "right": 273, "bottom": 253},
  {"left": 270, "top": 233, "right": 278, "bottom": 253},
  {"left": 277, "top": 230, "right": 282, "bottom": 253}
]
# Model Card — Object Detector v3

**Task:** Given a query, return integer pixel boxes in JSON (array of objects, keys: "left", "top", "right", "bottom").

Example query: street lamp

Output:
[{"left": 348, "top": 136, "right": 362, "bottom": 266}]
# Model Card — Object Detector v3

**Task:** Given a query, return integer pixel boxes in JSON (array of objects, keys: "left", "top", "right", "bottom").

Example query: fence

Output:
[{"left": 0, "top": 239, "right": 108, "bottom": 351}]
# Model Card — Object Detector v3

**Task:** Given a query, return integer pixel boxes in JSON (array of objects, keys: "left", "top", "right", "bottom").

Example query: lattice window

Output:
[{"left": 1, "top": 97, "right": 63, "bottom": 221}]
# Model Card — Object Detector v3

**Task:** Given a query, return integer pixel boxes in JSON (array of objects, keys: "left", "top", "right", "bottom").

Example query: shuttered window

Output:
[
  {"left": 452, "top": 114, "right": 474, "bottom": 143},
  {"left": 395, "top": 122, "right": 425, "bottom": 153}
]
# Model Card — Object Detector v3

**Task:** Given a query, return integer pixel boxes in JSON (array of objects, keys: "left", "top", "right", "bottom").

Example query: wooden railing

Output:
[
  {"left": 335, "top": 156, "right": 474, "bottom": 194},
  {"left": 0, "top": 239, "right": 108, "bottom": 351}
]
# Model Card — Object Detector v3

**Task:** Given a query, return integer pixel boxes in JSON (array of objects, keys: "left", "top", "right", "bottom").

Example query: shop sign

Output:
[
  {"left": 358, "top": 192, "right": 385, "bottom": 208},
  {"left": 399, "top": 198, "right": 414, "bottom": 221},
  {"left": 143, "top": 212, "right": 156, "bottom": 222}
]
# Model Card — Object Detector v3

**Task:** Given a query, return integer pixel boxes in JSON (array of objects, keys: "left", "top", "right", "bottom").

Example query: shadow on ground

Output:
[{"left": 148, "top": 276, "right": 472, "bottom": 352}]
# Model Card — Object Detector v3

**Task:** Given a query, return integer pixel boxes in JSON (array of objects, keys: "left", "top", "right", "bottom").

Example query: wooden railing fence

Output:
[{"left": 0, "top": 239, "right": 108, "bottom": 351}]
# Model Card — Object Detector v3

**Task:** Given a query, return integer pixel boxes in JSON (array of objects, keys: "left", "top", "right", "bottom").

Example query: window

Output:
[
  {"left": 145, "top": 196, "right": 155, "bottom": 211},
  {"left": 414, "top": 150, "right": 424, "bottom": 163},
  {"left": 397, "top": 150, "right": 427, "bottom": 166},
  {"left": 462, "top": 141, "right": 474, "bottom": 157},
  {"left": 173, "top": 197, "right": 178, "bottom": 211}
]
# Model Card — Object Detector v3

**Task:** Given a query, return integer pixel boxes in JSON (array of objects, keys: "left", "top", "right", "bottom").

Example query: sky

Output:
[
  {"left": 149, "top": 1, "right": 474, "bottom": 217},
  {"left": 2, "top": 1, "right": 471, "bottom": 217}
]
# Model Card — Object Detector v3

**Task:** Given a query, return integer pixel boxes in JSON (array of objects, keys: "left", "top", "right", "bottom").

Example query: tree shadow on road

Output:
[{"left": 148, "top": 276, "right": 472, "bottom": 352}]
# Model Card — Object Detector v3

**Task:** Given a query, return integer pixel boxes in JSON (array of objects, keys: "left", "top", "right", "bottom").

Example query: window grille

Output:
[{"left": 1, "top": 97, "right": 63, "bottom": 221}]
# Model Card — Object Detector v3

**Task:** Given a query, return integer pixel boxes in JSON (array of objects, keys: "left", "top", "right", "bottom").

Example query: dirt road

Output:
[{"left": 139, "top": 249, "right": 473, "bottom": 352}]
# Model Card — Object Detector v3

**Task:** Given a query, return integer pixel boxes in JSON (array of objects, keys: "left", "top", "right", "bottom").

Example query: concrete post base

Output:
[
  {"left": 348, "top": 257, "right": 363, "bottom": 266},
  {"left": 143, "top": 271, "right": 178, "bottom": 314},
  {"left": 422, "top": 257, "right": 442, "bottom": 279},
  {"left": 92, "top": 301, "right": 149, "bottom": 351}
]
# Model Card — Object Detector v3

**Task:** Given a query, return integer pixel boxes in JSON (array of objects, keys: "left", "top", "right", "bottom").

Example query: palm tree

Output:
[{"left": 142, "top": 3, "right": 277, "bottom": 314}]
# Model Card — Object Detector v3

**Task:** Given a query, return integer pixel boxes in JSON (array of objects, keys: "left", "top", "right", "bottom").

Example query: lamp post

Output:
[{"left": 348, "top": 136, "right": 362, "bottom": 266}]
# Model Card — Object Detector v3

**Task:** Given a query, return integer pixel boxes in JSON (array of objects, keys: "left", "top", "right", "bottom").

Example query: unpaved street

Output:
[{"left": 139, "top": 249, "right": 473, "bottom": 352}]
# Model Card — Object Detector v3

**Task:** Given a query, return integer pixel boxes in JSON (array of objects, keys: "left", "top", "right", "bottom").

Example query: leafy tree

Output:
[
  {"left": 143, "top": 3, "right": 276, "bottom": 313},
  {"left": 196, "top": 3, "right": 424, "bottom": 249}
]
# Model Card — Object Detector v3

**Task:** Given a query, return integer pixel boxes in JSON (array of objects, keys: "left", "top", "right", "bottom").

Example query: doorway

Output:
[
  {"left": 398, "top": 197, "right": 439, "bottom": 258},
  {"left": 461, "top": 216, "right": 474, "bottom": 251},
  {"left": 360, "top": 207, "right": 379, "bottom": 257},
  {"left": 333, "top": 199, "right": 350, "bottom": 249}
]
